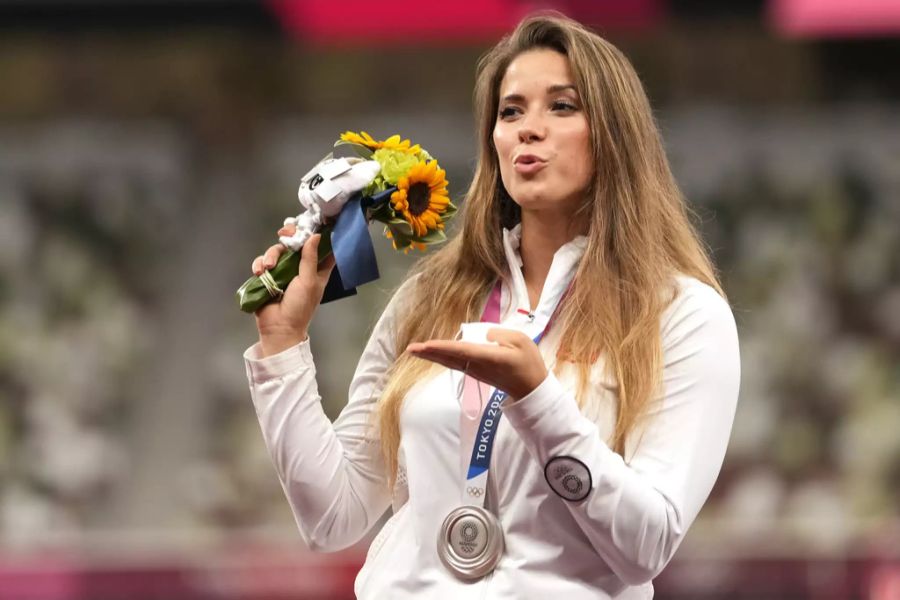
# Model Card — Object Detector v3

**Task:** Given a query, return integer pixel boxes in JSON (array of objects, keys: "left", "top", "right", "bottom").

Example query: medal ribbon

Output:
[{"left": 459, "top": 279, "right": 569, "bottom": 507}]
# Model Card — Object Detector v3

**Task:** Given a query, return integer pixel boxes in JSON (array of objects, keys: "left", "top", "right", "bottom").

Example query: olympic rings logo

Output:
[
  {"left": 466, "top": 487, "right": 484, "bottom": 497},
  {"left": 562, "top": 474, "right": 583, "bottom": 495},
  {"left": 460, "top": 522, "right": 479, "bottom": 542}
]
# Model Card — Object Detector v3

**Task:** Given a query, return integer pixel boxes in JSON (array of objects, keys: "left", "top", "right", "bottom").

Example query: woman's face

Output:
[{"left": 492, "top": 49, "right": 593, "bottom": 220}]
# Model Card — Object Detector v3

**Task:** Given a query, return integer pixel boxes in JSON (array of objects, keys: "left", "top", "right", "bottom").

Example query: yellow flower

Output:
[
  {"left": 385, "top": 230, "right": 427, "bottom": 254},
  {"left": 340, "top": 130, "right": 421, "bottom": 155},
  {"left": 340, "top": 130, "right": 378, "bottom": 147},
  {"left": 390, "top": 160, "right": 450, "bottom": 238}
]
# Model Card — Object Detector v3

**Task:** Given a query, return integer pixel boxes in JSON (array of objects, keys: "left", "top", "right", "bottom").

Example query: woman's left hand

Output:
[{"left": 406, "top": 328, "right": 548, "bottom": 400}]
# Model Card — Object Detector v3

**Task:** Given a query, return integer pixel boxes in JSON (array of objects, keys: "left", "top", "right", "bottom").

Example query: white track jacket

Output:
[{"left": 243, "top": 225, "right": 741, "bottom": 599}]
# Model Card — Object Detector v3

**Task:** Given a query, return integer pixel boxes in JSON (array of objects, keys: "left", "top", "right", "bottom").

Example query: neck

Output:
[{"left": 518, "top": 210, "right": 583, "bottom": 310}]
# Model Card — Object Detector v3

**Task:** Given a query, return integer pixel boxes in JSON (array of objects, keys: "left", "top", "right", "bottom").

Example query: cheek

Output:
[
  {"left": 563, "top": 125, "right": 593, "bottom": 184},
  {"left": 492, "top": 126, "right": 512, "bottom": 158},
  {"left": 493, "top": 127, "right": 516, "bottom": 187}
]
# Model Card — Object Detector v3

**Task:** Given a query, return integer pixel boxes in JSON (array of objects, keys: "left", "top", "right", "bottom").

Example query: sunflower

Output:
[
  {"left": 390, "top": 160, "right": 450, "bottom": 237},
  {"left": 385, "top": 230, "right": 427, "bottom": 254},
  {"left": 340, "top": 130, "right": 421, "bottom": 155}
]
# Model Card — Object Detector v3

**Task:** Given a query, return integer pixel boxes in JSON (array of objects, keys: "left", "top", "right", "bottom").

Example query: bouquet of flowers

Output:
[{"left": 236, "top": 131, "right": 456, "bottom": 312}]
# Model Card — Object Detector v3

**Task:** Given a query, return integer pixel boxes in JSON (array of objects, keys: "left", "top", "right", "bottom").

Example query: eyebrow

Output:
[{"left": 501, "top": 84, "right": 578, "bottom": 103}]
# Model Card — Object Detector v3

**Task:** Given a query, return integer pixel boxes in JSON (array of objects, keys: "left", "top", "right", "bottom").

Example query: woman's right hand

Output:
[{"left": 251, "top": 224, "right": 336, "bottom": 357}]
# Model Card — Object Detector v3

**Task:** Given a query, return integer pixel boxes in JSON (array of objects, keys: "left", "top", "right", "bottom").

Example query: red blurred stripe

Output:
[
  {"left": 770, "top": 0, "right": 900, "bottom": 37},
  {"left": 266, "top": 0, "right": 663, "bottom": 46}
]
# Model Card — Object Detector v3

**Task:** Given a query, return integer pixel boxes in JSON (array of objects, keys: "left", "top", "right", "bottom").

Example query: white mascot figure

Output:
[{"left": 279, "top": 155, "right": 381, "bottom": 252}]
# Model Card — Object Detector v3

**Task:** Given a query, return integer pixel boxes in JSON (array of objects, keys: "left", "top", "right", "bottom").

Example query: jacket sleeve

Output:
[
  {"left": 500, "top": 280, "right": 741, "bottom": 585},
  {"left": 243, "top": 284, "right": 409, "bottom": 552}
]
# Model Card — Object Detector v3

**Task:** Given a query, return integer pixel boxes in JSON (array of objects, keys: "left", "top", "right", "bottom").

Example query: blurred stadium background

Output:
[{"left": 1, "top": 1, "right": 899, "bottom": 598}]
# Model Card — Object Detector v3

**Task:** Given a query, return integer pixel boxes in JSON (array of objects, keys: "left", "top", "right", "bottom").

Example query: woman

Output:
[{"left": 245, "top": 13, "right": 740, "bottom": 599}]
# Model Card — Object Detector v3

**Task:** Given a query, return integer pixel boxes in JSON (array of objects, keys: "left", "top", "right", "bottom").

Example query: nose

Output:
[{"left": 517, "top": 110, "right": 546, "bottom": 143}]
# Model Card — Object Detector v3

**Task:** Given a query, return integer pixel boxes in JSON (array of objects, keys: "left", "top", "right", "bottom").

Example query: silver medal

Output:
[{"left": 436, "top": 505, "right": 504, "bottom": 580}]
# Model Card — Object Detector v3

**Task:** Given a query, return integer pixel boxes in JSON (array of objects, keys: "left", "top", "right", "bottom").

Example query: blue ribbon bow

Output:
[{"left": 321, "top": 187, "right": 395, "bottom": 304}]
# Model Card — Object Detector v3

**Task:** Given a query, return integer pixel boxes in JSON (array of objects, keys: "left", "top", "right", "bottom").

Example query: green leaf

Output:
[
  {"left": 235, "top": 249, "right": 300, "bottom": 313},
  {"left": 417, "top": 228, "right": 447, "bottom": 243},
  {"left": 384, "top": 218, "right": 414, "bottom": 236},
  {"left": 368, "top": 200, "right": 395, "bottom": 222},
  {"left": 317, "top": 224, "right": 334, "bottom": 259},
  {"left": 333, "top": 139, "right": 374, "bottom": 159},
  {"left": 441, "top": 202, "right": 458, "bottom": 220},
  {"left": 235, "top": 225, "right": 335, "bottom": 313}
]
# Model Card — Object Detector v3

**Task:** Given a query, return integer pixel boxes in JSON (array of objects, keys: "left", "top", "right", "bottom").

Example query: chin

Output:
[
  {"left": 508, "top": 192, "right": 559, "bottom": 212},
  {"left": 507, "top": 185, "right": 548, "bottom": 207}
]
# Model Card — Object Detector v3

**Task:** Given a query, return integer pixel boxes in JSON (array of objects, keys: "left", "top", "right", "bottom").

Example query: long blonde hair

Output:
[{"left": 377, "top": 13, "right": 723, "bottom": 485}]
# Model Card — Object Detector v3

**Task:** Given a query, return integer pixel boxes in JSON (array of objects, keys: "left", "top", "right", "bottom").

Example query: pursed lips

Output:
[
  {"left": 513, "top": 153, "right": 547, "bottom": 165},
  {"left": 513, "top": 153, "right": 548, "bottom": 174}
]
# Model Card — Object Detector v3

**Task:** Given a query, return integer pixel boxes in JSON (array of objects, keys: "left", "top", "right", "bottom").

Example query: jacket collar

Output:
[{"left": 500, "top": 224, "right": 588, "bottom": 334}]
